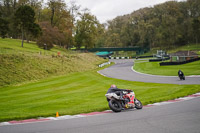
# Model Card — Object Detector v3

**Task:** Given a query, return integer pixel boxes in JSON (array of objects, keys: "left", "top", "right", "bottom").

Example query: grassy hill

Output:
[
  {"left": 0, "top": 38, "right": 67, "bottom": 55},
  {"left": 0, "top": 38, "right": 106, "bottom": 87}
]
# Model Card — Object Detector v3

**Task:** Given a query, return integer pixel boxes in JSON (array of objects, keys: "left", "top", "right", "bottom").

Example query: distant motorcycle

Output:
[
  {"left": 178, "top": 70, "right": 185, "bottom": 80},
  {"left": 105, "top": 90, "right": 142, "bottom": 112}
]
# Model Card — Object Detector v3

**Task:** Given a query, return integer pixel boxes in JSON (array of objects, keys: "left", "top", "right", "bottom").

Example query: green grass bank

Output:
[
  {"left": 0, "top": 38, "right": 105, "bottom": 87},
  {"left": 0, "top": 69, "right": 200, "bottom": 122},
  {"left": 133, "top": 59, "right": 200, "bottom": 76}
]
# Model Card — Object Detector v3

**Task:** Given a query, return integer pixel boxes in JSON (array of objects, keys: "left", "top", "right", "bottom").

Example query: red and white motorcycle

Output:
[{"left": 105, "top": 90, "right": 142, "bottom": 112}]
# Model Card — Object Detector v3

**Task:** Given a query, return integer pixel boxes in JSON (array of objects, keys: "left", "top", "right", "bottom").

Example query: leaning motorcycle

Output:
[
  {"left": 178, "top": 70, "right": 185, "bottom": 80},
  {"left": 105, "top": 90, "right": 142, "bottom": 112},
  {"left": 178, "top": 73, "right": 185, "bottom": 80}
]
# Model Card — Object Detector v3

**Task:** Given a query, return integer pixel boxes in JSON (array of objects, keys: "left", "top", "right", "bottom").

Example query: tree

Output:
[
  {"left": 68, "top": 1, "right": 80, "bottom": 24},
  {"left": 37, "top": 21, "right": 67, "bottom": 50},
  {"left": 0, "top": 11, "right": 9, "bottom": 38},
  {"left": 192, "top": 18, "right": 200, "bottom": 44},
  {"left": 18, "top": 0, "right": 43, "bottom": 23},
  {"left": 0, "top": 0, "right": 18, "bottom": 38},
  {"left": 38, "top": 0, "right": 74, "bottom": 48},
  {"left": 47, "top": 0, "right": 66, "bottom": 27},
  {"left": 15, "top": 5, "right": 40, "bottom": 47},
  {"left": 27, "top": 23, "right": 42, "bottom": 42},
  {"left": 103, "top": 0, "right": 200, "bottom": 49},
  {"left": 75, "top": 11, "right": 101, "bottom": 49}
]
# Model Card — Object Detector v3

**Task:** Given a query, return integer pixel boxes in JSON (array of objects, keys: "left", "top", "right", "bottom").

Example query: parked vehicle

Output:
[{"left": 105, "top": 90, "right": 142, "bottom": 112}]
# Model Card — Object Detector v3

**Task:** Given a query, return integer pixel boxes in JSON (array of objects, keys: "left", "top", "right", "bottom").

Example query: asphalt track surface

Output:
[
  {"left": 1, "top": 97, "right": 200, "bottom": 133},
  {"left": 98, "top": 59, "right": 200, "bottom": 84}
]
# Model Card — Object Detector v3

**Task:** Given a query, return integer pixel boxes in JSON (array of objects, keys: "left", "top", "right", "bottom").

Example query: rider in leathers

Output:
[
  {"left": 178, "top": 70, "right": 184, "bottom": 77},
  {"left": 107, "top": 84, "right": 129, "bottom": 100}
]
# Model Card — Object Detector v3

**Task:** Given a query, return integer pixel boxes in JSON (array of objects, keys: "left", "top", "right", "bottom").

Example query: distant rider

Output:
[
  {"left": 178, "top": 69, "right": 184, "bottom": 77},
  {"left": 107, "top": 84, "right": 130, "bottom": 100}
]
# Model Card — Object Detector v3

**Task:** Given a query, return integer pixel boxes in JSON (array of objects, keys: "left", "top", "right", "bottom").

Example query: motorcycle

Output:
[
  {"left": 179, "top": 74, "right": 185, "bottom": 80},
  {"left": 105, "top": 90, "right": 142, "bottom": 112},
  {"left": 178, "top": 70, "right": 185, "bottom": 80}
]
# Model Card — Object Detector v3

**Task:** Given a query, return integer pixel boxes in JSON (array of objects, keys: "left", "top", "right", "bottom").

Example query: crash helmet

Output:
[{"left": 111, "top": 84, "right": 117, "bottom": 88}]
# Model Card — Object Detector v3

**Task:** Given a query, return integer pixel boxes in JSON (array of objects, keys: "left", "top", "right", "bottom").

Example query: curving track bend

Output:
[{"left": 98, "top": 59, "right": 200, "bottom": 84}]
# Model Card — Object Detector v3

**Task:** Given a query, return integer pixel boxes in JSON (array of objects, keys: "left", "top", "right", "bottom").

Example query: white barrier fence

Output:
[
  {"left": 98, "top": 62, "right": 110, "bottom": 67},
  {"left": 105, "top": 57, "right": 130, "bottom": 59}
]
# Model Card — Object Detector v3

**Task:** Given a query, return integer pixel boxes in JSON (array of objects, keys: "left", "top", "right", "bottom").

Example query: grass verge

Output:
[
  {"left": 0, "top": 53, "right": 105, "bottom": 87},
  {"left": 133, "top": 59, "right": 200, "bottom": 76},
  {"left": 0, "top": 68, "right": 200, "bottom": 122}
]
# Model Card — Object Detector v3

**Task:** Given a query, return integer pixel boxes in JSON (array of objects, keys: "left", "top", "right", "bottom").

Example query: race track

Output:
[
  {"left": 98, "top": 59, "right": 200, "bottom": 84},
  {"left": 1, "top": 97, "right": 200, "bottom": 133}
]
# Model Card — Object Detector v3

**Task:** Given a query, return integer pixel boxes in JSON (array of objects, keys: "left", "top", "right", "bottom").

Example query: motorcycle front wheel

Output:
[
  {"left": 135, "top": 98, "right": 143, "bottom": 109},
  {"left": 109, "top": 99, "right": 122, "bottom": 112}
]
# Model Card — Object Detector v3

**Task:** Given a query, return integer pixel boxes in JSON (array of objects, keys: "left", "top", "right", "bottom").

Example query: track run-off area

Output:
[
  {"left": 1, "top": 94, "right": 200, "bottom": 133},
  {"left": 0, "top": 59, "right": 200, "bottom": 133}
]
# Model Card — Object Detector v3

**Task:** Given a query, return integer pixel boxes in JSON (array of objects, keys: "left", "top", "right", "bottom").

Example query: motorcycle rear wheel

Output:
[
  {"left": 135, "top": 98, "right": 143, "bottom": 109},
  {"left": 109, "top": 99, "right": 122, "bottom": 112}
]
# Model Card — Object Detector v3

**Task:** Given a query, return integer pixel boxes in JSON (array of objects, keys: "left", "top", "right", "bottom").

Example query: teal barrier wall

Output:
[{"left": 88, "top": 47, "right": 149, "bottom": 55}]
